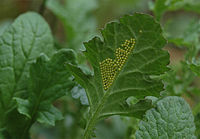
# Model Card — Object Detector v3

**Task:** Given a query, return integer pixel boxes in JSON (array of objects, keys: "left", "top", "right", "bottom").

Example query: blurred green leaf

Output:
[
  {"left": 14, "top": 49, "right": 75, "bottom": 138},
  {"left": 162, "top": 62, "right": 195, "bottom": 96},
  {"left": 124, "top": 117, "right": 140, "bottom": 139},
  {"left": 0, "top": 11, "right": 55, "bottom": 111},
  {"left": 168, "top": 20, "right": 200, "bottom": 50},
  {"left": 95, "top": 116, "right": 128, "bottom": 139},
  {"left": 0, "top": 20, "right": 11, "bottom": 36},
  {"left": 0, "top": 12, "right": 55, "bottom": 138},
  {"left": 15, "top": 49, "right": 75, "bottom": 124},
  {"left": 152, "top": 0, "right": 200, "bottom": 21},
  {"left": 46, "top": 0, "right": 98, "bottom": 51},
  {"left": 194, "top": 113, "right": 200, "bottom": 138},
  {"left": 190, "top": 63, "right": 200, "bottom": 76}
]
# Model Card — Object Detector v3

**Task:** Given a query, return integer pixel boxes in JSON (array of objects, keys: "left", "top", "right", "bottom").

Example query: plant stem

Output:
[
  {"left": 83, "top": 92, "right": 109, "bottom": 139},
  {"left": 20, "top": 120, "right": 33, "bottom": 139},
  {"left": 21, "top": 89, "right": 46, "bottom": 139},
  {"left": 39, "top": 0, "right": 47, "bottom": 15}
]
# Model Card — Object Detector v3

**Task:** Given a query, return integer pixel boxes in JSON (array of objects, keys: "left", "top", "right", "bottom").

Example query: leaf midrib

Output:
[
  {"left": 84, "top": 37, "right": 136, "bottom": 138},
  {"left": 84, "top": 89, "right": 110, "bottom": 139},
  {"left": 21, "top": 71, "right": 53, "bottom": 139},
  {"left": 6, "top": 21, "right": 39, "bottom": 112}
]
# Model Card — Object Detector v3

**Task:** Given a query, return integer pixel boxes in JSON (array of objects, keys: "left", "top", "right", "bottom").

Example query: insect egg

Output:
[{"left": 100, "top": 38, "right": 135, "bottom": 90}]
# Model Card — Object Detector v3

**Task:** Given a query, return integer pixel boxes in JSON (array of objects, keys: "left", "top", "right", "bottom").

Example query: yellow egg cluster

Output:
[{"left": 100, "top": 38, "right": 135, "bottom": 90}]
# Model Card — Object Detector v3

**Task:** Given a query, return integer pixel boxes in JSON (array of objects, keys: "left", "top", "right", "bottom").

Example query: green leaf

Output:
[
  {"left": 3, "top": 109, "right": 30, "bottom": 139},
  {"left": 135, "top": 96, "right": 196, "bottom": 139},
  {"left": 46, "top": 0, "right": 97, "bottom": 50},
  {"left": 0, "top": 12, "right": 54, "bottom": 128},
  {"left": 162, "top": 63, "right": 195, "bottom": 96},
  {"left": 194, "top": 113, "right": 200, "bottom": 138},
  {"left": 152, "top": 0, "right": 200, "bottom": 21},
  {"left": 190, "top": 63, "right": 200, "bottom": 76},
  {"left": 36, "top": 105, "right": 63, "bottom": 125},
  {"left": 3, "top": 49, "right": 76, "bottom": 139},
  {"left": 67, "top": 13, "right": 170, "bottom": 138},
  {"left": 167, "top": 20, "right": 200, "bottom": 60},
  {"left": 0, "top": 20, "right": 11, "bottom": 36},
  {"left": 153, "top": 0, "right": 187, "bottom": 20},
  {"left": 15, "top": 49, "right": 75, "bottom": 127},
  {"left": 184, "top": 2, "right": 200, "bottom": 14}
]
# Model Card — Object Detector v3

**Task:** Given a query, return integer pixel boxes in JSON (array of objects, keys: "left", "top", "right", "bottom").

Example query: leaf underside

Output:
[{"left": 67, "top": 13, "right": 170, "bottom": 138}]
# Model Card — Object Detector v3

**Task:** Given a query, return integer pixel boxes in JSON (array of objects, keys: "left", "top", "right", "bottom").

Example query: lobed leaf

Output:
[
  {"left": 15, "top": 49, "right": 76, "bottom": 126},
  {"left": 67, "top": 13, "right": 170, "bottom": 138}
]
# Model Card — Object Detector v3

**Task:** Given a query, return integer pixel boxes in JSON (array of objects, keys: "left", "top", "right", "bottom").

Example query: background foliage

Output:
[{"left": 0, "top": 0, "right": 200, "bottom": 139}]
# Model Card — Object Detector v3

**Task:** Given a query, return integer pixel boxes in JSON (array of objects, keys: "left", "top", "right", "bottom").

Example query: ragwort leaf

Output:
[{"left": 67, "top": 13, "right": 170, "bottom": 138}]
